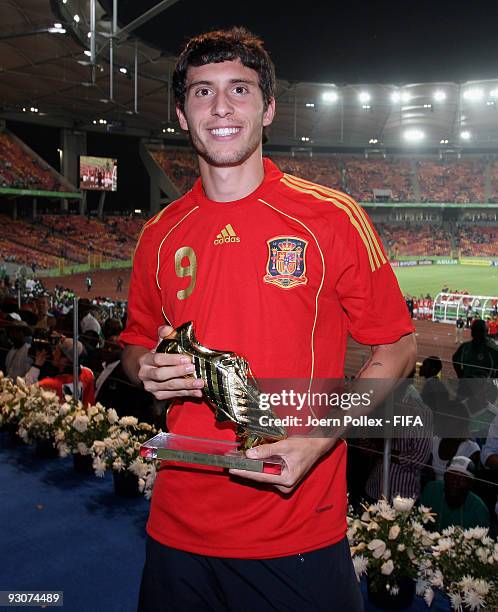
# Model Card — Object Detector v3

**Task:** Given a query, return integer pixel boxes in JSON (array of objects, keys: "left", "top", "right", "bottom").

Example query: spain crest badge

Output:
[{"left": 263, "top": 236, "right": 309, "bottom": 289}]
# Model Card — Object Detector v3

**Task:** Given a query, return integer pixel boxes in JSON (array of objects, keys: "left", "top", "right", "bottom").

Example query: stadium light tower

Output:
[
  {"left": 404, "top": 128, "right": 425, "bottom": 143},
  {"left": 358, "top": 91, "right": 371, "bottom": 104},
  {"left": 460, "top": 130, "right": 471, "bottom": 140},
  {"left": 433, "top": 90, "right": 446, "bottom": 102},
  {"left": 463, "top": 88, "right": 484, "bottom": 102},
  {"left": 322, "top": 90, "right": 338, "bottom": 103}
]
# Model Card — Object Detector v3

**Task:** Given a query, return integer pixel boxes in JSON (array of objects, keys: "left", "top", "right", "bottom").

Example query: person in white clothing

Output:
[{"left": 5, "top": 314, "right": 32, "bottom": 380}]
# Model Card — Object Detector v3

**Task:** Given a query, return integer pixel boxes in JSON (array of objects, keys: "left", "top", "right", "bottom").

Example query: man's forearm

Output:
[
  {"left": 356, "top": 333, "right": 417, "bottom": 380},
  {"left": 121, "top": 344, "right": 149, "bottom": 386}
]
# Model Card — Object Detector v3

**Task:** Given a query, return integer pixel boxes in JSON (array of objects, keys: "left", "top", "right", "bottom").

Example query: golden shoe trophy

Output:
[{"left": 140, "top": 322, "right": 286, "bottom": 473}]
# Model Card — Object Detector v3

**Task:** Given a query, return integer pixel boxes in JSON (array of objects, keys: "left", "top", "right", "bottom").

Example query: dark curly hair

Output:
[{"left": 173, "top": 27, "right": 276, "bottom": 113}]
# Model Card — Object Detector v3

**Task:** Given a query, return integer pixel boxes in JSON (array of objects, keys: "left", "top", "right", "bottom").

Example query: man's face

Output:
[
  {"left": 444, "top": 470, "right": 472, "bottom": 500},
  {"left": 176, "top": 59, "right": 275, "bottom": 167}
]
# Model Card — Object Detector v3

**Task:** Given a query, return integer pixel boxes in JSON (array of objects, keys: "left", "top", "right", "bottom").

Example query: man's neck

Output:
[{"left": 198, "top": 149, "right": 265, "bottom": 202}]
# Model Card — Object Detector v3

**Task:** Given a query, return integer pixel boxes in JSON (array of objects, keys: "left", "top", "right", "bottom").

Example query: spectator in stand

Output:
[
  {"left": 453, "top": 319, "right": 498, "bottom": 380},
  {"left": 487, "top": 317, "right": 497, "bottom": 340},
  {"left": 116, "top": 276, "right": 124, "bottom": 293},
  {"left": 80, "top": 302, "right": 102, "bottom": 337},
  {"left": 5, "top": 314, "right": 32, "bottom": 380},
  {"left": 455, "top": 316, "right": 465, "bottom": 344},
  {"left": 85, "top": 275, "right": 92, "bottom": 293},
  {"left": 34, "top": 295, "right": 54, "bottom": 330},
  {"left": 428, "top": 400, "right": 480, "bottom": 481},
  {"left": 36, "top": 338, "right": 95, "bottom": 406},
  {"left": 419, "top": 356, "right": 449, "bottom": 418},
  {"left": 477, "top": 414, "right": 498, "bottom": 530},
  {"left": 420, "top": 457, "right": 489, "bottom": 531},
  {"left": 365, "top": 372, "right": 432, "bottom": 501}
]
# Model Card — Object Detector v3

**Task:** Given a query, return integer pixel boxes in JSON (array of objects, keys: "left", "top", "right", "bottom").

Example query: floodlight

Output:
[
  {"left": 84, "top": 50, "right": 91, "bottom": 57},
  {"left": 134, "top": 209, "right": 142, "bottom": 214},
  {"left": 391, "top": 92, "right": 400, "bottom": 103},
  {"left": 463, "top": 88, "right": 483, "bottom": 101},
  {"left": 119, "top": 67, "right": 127, "bottom": 74},
  {"left": 369, "top": 138, "right": 378, "bottom": 144},
  {"left": 73, "top": 14, "right": 80, "bottom": 23},
  {"left": 440, "top": 139, "right": 449, "bottom": 144},
  {"left": 434, "top": 90, "right": 446, "bottom": 102},
  {"left": 48, "top": 27, "right": 66, "bottom": 33},
  {"left": 400, "top": 92, "right": 411, "bottom": 103},
  {"left": 305, "top": 103, "right": 315, "bottom": 108},
  {"left": 53, "top": 23, "right": 63, "bottom": 28},
  {"left": 322, "top": 91, "right": 338, "bottom": 103},
  {"left": 404, "top": 129, "right": 424, "bottom": 142},
  {"left": 358, "top": 91, "right": 371, "bottom": 103},
  {"left": 489, "top": 89, "right": 498, "bottom": 98},
  {"left": 301, "top": 136, "right": 310, "bottom": 142},
  {"left": 460, "top": 131, "right": 471, "bottom": 140}
]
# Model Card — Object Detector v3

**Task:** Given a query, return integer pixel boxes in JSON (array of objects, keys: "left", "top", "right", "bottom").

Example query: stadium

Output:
[{"left": 1, "top": 1, "right": 498, "bottom": 611}]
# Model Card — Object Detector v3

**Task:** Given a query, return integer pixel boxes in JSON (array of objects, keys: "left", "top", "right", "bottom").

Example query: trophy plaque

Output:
[{"left": 140, "top": 322, "right": 286, "bottom": 474}]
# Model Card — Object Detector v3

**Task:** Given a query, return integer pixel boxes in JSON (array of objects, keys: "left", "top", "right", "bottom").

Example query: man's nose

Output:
[{"left": 211, "top": 91, "right": 234, "bottom": 117}]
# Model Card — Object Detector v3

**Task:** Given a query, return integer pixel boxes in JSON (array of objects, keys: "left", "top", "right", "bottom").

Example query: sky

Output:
[{"left": 108, "top": 0, "right": 498, "bottom": 85}]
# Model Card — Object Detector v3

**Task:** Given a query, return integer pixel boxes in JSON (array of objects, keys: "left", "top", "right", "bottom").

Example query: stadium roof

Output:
[{"left": 2, "top": 0, "right": 498, "bottom": 150}]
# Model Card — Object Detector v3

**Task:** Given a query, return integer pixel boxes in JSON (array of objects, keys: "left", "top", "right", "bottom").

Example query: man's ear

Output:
[
  {"left": 176, "top": 105, "right": 189, "bottom": 132},
  {"left": 263, "top": 97, "right": 276, "bottom": 127}
]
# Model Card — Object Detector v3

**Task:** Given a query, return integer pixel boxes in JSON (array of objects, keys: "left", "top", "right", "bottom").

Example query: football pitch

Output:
[{"left": 394, "top": 264, "right": 498, "bottom": 297}]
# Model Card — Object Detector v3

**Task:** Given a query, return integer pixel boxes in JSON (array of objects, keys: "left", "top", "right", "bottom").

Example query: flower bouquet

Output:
[
  {"left": 418, "top": 525, "right": 498, "bottom": 611},
  {"left": 347, "top": 496, "right": 437, "bottom": 610},
  {"left": 90, "top": 417, "right": 159, "bottom": 498},
  {"left": 16, "top": 385, "right": 64, "bottom": 457},
  {"left": 0, "top": 372, "right": 29, "bottom": 433}
]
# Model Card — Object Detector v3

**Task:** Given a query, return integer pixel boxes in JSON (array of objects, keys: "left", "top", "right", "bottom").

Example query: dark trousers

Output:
[{"left": 138, "top": 535, "right": 364, "bottom": 612}]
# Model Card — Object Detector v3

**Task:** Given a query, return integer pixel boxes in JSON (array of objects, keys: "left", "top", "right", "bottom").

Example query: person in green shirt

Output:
[{"left": 420, "top": 456, "right": 489, "bottom": 531}]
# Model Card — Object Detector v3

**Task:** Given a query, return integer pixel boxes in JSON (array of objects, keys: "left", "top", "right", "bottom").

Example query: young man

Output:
[{"left": 121, "top": 28, "right": 416, "bottom": 612}]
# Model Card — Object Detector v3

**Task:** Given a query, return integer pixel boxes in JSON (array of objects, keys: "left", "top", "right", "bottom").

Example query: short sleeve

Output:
[
  {"left": 334, "top": 210, "right": 414, "bottom": 345},
  {"left": 120, "top": 229, "right": 165, "bottom": 350}
]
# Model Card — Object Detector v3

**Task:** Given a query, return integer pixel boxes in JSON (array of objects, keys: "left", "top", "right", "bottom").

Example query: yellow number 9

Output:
[{"left": 175, "top": 246, "right": 197, "bottom": 300}]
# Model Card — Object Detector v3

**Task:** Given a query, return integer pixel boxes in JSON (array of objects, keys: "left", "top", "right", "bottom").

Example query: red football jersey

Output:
[
  {"left": 38, "top": 367, "right": 95, "bottom": 406},
  {"left": 122, "top": 158, "right": 414, "bottom": 558}
]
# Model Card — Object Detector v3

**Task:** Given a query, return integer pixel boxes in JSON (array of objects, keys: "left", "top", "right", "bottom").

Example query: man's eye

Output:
[
  {"left": 195, "top": 88, "right": 211, "bottom": 97},
  {"left": 234, "top": 86, "right": 248, "bottom": 94}
]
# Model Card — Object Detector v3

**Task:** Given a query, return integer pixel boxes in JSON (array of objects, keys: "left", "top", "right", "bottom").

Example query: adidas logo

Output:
[{"left": 213, "top": 223, "right": 240, "bottom": 245}]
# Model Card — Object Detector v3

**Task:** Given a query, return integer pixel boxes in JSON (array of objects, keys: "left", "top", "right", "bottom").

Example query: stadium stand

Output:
[
  {"left": 456, "top": 225, "right": 498, "bottom": 257},
  {"left": 0, "top": 131, "right": 65, "bottom": 192},
  {"left": 417, "top": 158, "right": 487, "bottom": 203},
  {"left": 342, "top": 156, "right": 415, "bottom": 202},
  {"left": 379, "top": 223, "right": 453, "bottom": 257},
  {"left": 0, "top": 214, "right": 143, "bottom": 270}
]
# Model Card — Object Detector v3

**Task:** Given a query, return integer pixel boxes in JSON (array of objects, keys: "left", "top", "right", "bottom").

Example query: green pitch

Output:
[{"left": 394, "top": 264, "right": 498, "bottom": 297}]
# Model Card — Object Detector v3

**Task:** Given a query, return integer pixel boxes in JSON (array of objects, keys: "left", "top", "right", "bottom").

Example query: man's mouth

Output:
[{"left": 209, "top": 127, "right": 241, "bottom": 137}]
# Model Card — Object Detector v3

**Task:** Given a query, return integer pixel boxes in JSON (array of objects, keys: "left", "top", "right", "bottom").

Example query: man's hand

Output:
[
  {"left": 229, "top": 437, "right": 337, "bottom": 494},
  {"left": 137, "top": 325, "right": 204, "bottom": 401}
]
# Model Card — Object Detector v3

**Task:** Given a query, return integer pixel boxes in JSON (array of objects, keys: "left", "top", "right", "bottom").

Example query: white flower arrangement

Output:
[
  {"left": 90, "top": 419, "right": 159, "bottom": 499},
  {"left": 16, "top": 385, "right": 62, "bottom": 444},
  {"left": 348, "top": 496, "right": 438, "bottom": 594},
  {"left": 53, "top": 400, "right": 117, "bottom": 458},
  {"left": 419, "top": 526, "right": 498, "bottom": 611},
  {"left": 0, "top": 371, "right": 29, "bottom": 428}
]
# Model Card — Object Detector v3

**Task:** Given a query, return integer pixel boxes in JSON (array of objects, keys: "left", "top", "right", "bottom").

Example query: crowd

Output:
[
  {"left": 0, "top": 213, "right": 143, "bottom": 270},
  {"left": 380, "top": 223, "right": 453, "bottom": 257},
  {"left": 0, "top": 278, "right": 497, "bottom": 540},
  {"left": 149, "top": 147, "right": 498, "bottom": 204},
  {"left": 0, "top": 132, "right": 65, "bottom": 192}
]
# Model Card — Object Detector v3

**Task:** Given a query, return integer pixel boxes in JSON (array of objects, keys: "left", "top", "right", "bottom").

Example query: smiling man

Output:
[{"left": 121, "top": 27, "right": 416, "bottom": 612}]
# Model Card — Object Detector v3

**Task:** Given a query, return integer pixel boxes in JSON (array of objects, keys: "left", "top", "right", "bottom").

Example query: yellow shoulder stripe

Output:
[
  {"left": 281, "top": 174, "right": 386, "bottom": 270},
  {"left": 283, "top": 173, "right": 386, "bottom": 267},
  {"left": 281, "top": 175, "right": 382, "bottom": 272}
]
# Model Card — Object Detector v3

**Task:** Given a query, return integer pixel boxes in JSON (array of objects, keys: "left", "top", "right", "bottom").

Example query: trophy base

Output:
[{"left": 140, "top": 432, "right": 283, "bottom": 474}]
